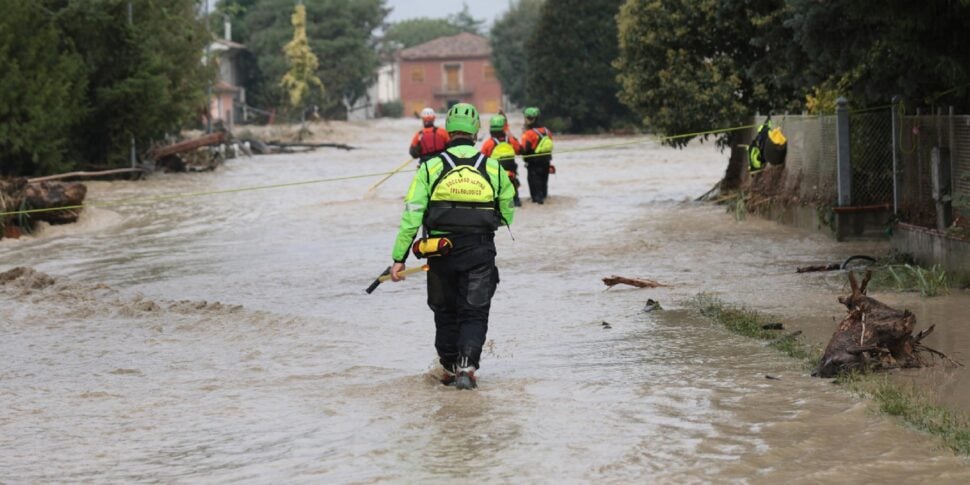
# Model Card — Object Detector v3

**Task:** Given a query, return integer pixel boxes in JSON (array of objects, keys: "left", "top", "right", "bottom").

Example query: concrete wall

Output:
[
  {"left": 892, "top": 223, "right": 970, "bottom": 277},
  {"left": 399, "top": 57, "right": 502, "bottom": 116}
]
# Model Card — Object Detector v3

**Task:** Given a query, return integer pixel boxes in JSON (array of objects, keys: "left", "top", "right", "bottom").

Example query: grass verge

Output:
[
  {"left": 690, "top": 294, "right": 822, "bottom": 370},
  {"left": 866, "top": 263, "right": 950, "bottom": 297},
  {"left": 690, "top": 293, "right": 970, "bottom": 456}
]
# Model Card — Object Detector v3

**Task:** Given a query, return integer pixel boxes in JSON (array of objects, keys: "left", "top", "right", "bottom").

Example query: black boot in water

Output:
[{"left": 455, "top": 368, "right": 477, "bottom": 390}]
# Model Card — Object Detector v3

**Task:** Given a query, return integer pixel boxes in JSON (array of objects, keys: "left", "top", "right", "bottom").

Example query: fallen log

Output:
[
  {"left": 27, "top": 168, "right": 144, "bottom": 183},
  {"left": 602, "top": 275, "right": 669, "bottom": 289},
  {"left": 814, "top": 271, "right": 957, "bottom": 377},
  {"left": 149, "top": 132, "right": 226, "bottom": 160},
  {"left": 796, "top": 263, "right": 841, "bottom": 273},
  {"left": 266, "top": 141, "right": 355, "bottom": 151},
  {"left": 796, "top": 255, "right": 876, "bottom": 273}
]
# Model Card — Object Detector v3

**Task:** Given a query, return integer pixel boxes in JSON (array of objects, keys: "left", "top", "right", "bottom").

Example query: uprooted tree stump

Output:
[
  {"left": 815, "top": 271, "right": 955, "bottom": 377},
  {"left": 1, "top": 179, "right": 87, "bottom": 239}
]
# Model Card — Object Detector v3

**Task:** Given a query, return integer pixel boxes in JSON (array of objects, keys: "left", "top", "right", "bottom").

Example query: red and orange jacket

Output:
[
  {"left": 520, "top": 126, "right": 552, "bottom": 156},
  {"left": 479, "top": 133, "right": 522, "bottom": 158},
  {"left": 409, "top": 126, "right": 450, "bottom": 160}
]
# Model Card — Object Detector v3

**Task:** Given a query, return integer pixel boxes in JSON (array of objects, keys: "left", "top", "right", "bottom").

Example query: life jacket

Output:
[
  {"left": 418, "top": 127, "right": 447, "bottom": 156},
  {"left": 532, "top": 128, "right": 553, "bottom": 155},
  {"left": 424, "top": 151, "right": 501, "bottom": 234},
  {"left": 490, "top": 137, "right": 516, "bottom": 161},
  {"left": 748, "top": 122, "right": 770, "bottom": 172}
]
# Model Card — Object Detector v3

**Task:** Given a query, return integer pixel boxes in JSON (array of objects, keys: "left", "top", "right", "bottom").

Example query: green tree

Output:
[
  {"left": 382, "top": 18, "right": 462, "bottom": 50},
  {"left": 448, "top": 3, "right": 484, "bottom": 34},
  {"left": 55, "top": 0, "right": 212, "bottom": 168},
  {"left": 280, "top": 4, "right": 325, "bottom": 110},
  {"left": 525, "top": 0, "right": 631, "bottom": 132},
  {"left": 0, "top": 2, "right": 86, "bottom": 176},
  {"left": 785, "top": 0, "right": 970, "bottom": 110},
  {"left": 614, "top": 0, "right": 794, "bottom": 146},
  {"left": 490, "top": 0, "right": 544, "bottom": 107},
  {"left": 235, "top": 0, "right": 387, "bottom": 118}
]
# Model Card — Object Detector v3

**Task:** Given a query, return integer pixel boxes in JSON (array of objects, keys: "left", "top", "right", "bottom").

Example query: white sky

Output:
[
  {"left": 205, "top": 0, "right": 510, "bottom": 31},
  {"left": 385, "top": 0, "right": 509, "bottom": 29}
]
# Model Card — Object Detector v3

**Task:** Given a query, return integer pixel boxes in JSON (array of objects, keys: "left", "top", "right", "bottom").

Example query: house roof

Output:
[{"left": 398, "top": 32, "right": 491, "bottom": 61}]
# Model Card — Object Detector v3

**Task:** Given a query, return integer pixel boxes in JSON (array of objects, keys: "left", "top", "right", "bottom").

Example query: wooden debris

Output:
[
  {"left": 266, "top": 141, "right": 355, "bottom": 151},
  {"left": 602, "top": 275, "right": 670, "bottom": 289},
  {"left": 24, "top": 181, "right": 87, "bottom": 224},
  {"left": 149, "top": 132, "right": 226, "bottom": 160},
  {"left": 815, "top": 271, "right": 959, "bottom": 377},
  {"left": 28, "top": 168, "right": 143, "bottom": 183},
  {"left": 796, "top": 263, "right": 841, "bottom": 273}
]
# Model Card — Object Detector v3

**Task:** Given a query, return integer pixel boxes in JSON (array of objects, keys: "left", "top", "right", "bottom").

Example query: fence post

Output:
[
  {"left": 836, "top": 97, "right": 852, "bottom": 206},
  {"left": 891, "top": 96, "right": 902, "bottom": 214},
  {"left": 932, "top": 146, "right": 953, "bottom": 230}
]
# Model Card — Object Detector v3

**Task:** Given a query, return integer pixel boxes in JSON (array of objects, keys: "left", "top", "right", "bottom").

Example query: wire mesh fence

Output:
[
  {"left": 848, "top": 109, "right": 894, "bottom": 206},
  {"left": 950, "top": 116, "right": 970, "bottom": 230},
  {"left": 897, "top": 115, "right": 942, "bottom": 227},
  {"left": 735, "top": 104, "right": 969, "bottom": 234}
]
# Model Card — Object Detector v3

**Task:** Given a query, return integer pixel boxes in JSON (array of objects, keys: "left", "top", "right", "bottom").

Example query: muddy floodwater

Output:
[{"left": 2, "top": 118, "right": 969, "bottom": 482}]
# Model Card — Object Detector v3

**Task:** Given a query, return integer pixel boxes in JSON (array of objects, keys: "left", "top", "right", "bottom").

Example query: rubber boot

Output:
[{"left": 454, "top": 355, "right": 477, "bottom": 390}]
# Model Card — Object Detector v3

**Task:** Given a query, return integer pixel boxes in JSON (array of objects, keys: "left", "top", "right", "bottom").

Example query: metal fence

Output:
[
  {"left": 849, "top": 109, "right": 894, "bottom": 206},
  {"left": 742, "top": 103, "right": 970, "bottom": 234},
  {"left": 897, "top": 111, "right": 970, "bottom": 231}
]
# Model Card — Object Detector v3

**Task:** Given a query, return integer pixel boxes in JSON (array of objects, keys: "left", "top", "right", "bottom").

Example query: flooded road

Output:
[{"left": 2, "top": 118, "right": 968, "bottom": 482}]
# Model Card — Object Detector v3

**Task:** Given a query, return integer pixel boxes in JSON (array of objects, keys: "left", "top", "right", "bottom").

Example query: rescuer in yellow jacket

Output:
[{"left": 389, "top": 102, "right": 515, "bottom": 390}]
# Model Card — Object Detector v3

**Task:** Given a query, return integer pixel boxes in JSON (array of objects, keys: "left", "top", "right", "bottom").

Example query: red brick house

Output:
[{"left": 397, "top": 32, "right": 503, "bottom": 116}]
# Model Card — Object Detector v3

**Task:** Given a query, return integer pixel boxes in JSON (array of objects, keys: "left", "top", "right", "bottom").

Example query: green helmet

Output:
[
  {"left": 445, "top": 103, "right": 480, "bottom": 134},
  {"left": 524, "top": 106, "right": 540, "bottom": 118},
  {"left": 489, "top": 114, "right": 506, "bottom": 131}
]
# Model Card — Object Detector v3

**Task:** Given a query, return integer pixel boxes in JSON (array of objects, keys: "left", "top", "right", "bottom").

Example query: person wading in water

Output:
[{"left": 389, "top": 103, "right": 516, "bottom": 390}]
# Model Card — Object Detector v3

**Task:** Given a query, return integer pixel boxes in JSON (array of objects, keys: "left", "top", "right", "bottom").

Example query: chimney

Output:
[{"left": 224, "top": 15, "right": 231, "bottom": 42}]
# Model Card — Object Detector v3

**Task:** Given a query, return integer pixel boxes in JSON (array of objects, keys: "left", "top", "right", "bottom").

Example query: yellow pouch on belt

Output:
[{"left": 411, "top": 237, "right": 453, "bottom": 259}]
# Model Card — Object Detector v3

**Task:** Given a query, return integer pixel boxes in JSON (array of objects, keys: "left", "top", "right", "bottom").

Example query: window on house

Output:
[
  {"left": 411, "top": 68, "right": 424, "bottom": 83},
  {"left": 444, "top": 64, "right": 461, "bottom": 92},
  {"left": 484, "top": 65, "right": 496, "bottom": 81}
]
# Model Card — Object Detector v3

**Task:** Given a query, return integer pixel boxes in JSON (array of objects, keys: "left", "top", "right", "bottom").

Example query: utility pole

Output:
[
  {"left": 129, "top": 1, "right": 136, "bottom": 169},
  {"left": 205, "top": 0, "right": 213, "bottom": 134}
]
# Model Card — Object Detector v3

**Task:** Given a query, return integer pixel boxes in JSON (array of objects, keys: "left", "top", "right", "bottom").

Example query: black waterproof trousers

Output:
[
  {"left": 426, "top": 233, "right": 499, "bottom": 371},
  {"left": 525, "top": 156, "right": 551, "bottom": 202},
  {"left": 499, "top": 158, "right": 521, "bottom": 204}
]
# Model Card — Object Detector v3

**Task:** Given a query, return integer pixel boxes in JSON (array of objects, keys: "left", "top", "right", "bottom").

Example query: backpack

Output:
[
  {"left": 491, "top": 138, "right": 516, "bottom": 161},
  {"left": 533, "top": 128, "right": 553, "bottom": 154},
  {"left": 423, "top": 151, "right": 501, "bottom": 233}
]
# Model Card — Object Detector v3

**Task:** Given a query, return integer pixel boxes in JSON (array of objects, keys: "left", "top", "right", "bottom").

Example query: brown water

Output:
[{"left": 2, "top": 118, "right": 968, "bottom": 482}]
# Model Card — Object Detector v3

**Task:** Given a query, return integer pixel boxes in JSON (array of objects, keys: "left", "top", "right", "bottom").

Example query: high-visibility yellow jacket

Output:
[{"left": 392, "top": 142, "right": 516, "bottom": 262}]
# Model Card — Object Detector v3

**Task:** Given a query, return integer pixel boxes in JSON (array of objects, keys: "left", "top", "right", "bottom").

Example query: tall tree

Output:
[
  {"left": 614, "top": 0, "right": 794, "bottom": 146},
  {"left": 280, "top": 4, "right": 325, "bottom": 111},
  {"left": 55, "top": 0, "right": 212, "bottom": 167},
  {"left": 447, "top": 3, "right": 484, "bottom": 34},
  {"left": 490, "top": 0, "right": 544, "bottom": 107},
  {"left": 525, "top": 0, "right": 630, "bottom": 132},
  {"left": 785, "top": 0, "right": 970, "bottom": 110},
  {"left": 382, "top": 18, "right": 462, "bottom": 50},
  {"left": 235, "top": 0, "right": 387, "bottom": 117},
  {"left": 0, "top": 2, "right": 86, "bottom": 176}
]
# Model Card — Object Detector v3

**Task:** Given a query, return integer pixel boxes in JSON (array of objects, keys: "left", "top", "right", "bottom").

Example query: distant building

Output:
[
  {"left": 206, "top": 19, "right": 246, "bottom": 128},
  {"left": 356, "top": 62, "right": 400, "bottom": 120},
  {"left": 397, "top": 32, "right": 503, "bottom": 116}
]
